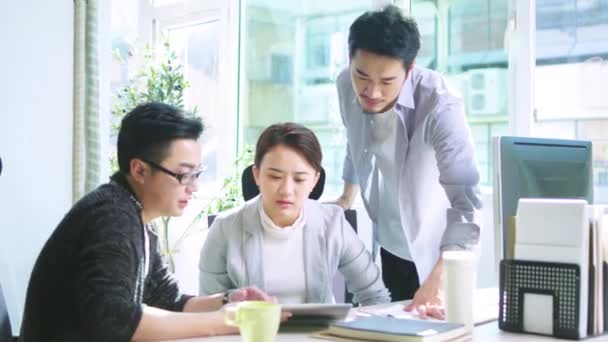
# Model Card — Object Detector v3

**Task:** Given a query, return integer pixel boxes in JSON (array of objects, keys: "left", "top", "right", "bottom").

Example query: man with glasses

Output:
[{"left": 20, "top": 102, "right": 281, "bottom": 342}]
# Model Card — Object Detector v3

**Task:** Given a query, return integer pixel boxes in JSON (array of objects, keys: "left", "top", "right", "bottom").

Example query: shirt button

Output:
[
  {"left": 363, "top": 149, "right": 368, "bottom": 153},
  {"left": 369, "top": 120, "right": 374, "bottom": 125}
]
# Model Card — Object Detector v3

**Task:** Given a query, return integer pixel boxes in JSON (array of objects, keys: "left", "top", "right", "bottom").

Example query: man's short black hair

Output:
[
  {"left": 117, "top": 102, "right": 204, "bottom": 174},
  {"left": 348, "top": 5, "right": 421, "bottom": 69}
]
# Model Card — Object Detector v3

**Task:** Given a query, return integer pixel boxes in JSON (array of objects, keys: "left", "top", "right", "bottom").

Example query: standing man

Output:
[
  {"left": 20, "top": 102, "right": 280, "bottom": 342},
  {"left": 334, "top": 5, "right": 481, "bottom": 318}
]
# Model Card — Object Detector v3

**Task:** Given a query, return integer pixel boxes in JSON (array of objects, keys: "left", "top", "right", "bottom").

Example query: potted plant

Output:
[
  {"left": 111, "top": 42, "right": 255, "bottom": 275},
  {"left": 205, "top": 145, "right": 254, "bottom": 226},
  {"left": 111, "top": 41, "right": 199, "bottom": 271}
]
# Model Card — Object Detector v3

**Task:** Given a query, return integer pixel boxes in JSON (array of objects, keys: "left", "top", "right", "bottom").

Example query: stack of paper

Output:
[
  {"left": 316, "top": 316, "right": 469, "bottom": 342},
  {"left": 513, "top": 199, "right": 608, "bottom": 338},
  {"left": 356, "top": 287, "right": 498, "bottom": 326},
  {"left": 589, "top": 205, "right": 608, "bottom": 335},
  {"left": 514, "top": 198, "right": 589, "bottom": 338}
]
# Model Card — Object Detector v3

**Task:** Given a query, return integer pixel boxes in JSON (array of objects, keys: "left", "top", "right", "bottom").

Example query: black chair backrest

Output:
[
  {"left": 0, "top": 282, "right": 12, "bottom": 341},
  {"left": 208, "top": 165, "right": 327, "bottom": 227},
  {"left": 241, "top": 164, "right": 325, "bottom": 201}
]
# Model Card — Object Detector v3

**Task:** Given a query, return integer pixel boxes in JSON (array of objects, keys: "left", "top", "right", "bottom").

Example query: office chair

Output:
[
  {"left": 0, "top": 281, "right": 12, "bottom": 342},
  {"left": 240, "top": 164, "right": 325, "bottom": 201},
  {"left": 208, "top": 165, "right": 327, "bottom": 226}
]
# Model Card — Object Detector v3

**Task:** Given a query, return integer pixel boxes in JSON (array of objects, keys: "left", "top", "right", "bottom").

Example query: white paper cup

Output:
[{"left": 442, "top": 250, "right": 476, "bottom": 332}]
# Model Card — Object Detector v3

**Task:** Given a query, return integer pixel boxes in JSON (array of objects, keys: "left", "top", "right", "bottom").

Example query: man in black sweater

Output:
[{"left": 20, "top": 102, "right": 278, "bottom": 341}]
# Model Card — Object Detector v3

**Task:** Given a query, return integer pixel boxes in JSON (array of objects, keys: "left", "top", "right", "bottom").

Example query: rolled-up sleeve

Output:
[
  {"left": 338, "top": 214, "right": 391, "bottom": 305},
  {"left": 428, "top": 97, "right": 482, "bottom": 251},
  {"left": 199, "top": 218, "right": 234, "bottom": 295},
  {"left": 342, "top": 148, "right": 358, "bottom": 184}
]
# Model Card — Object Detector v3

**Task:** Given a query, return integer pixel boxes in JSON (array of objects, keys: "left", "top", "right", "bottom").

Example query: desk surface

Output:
[
  {"left": 168, "top": 323, "right": 608, "bottom": 341},
  {"left": 166, "top": 288, "right": 607, "bottom": 341}
]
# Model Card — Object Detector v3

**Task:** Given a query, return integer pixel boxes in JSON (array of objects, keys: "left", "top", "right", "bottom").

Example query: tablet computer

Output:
[{"left": 281, "top": 303, "right": 352, "bottom": 326}]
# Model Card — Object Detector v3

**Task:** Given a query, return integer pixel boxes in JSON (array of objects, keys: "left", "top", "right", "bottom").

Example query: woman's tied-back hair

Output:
[{"left": 255, "top": 122, "right": 322, "bottom": 172}]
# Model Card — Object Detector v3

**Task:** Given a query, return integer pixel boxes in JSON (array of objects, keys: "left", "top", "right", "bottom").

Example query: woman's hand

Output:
[
  {"left": 226, "top": 287, "right": 291, "bottom": 321},
  {"left": 228, "top": 286, "right": 277, "bottom": 303}
]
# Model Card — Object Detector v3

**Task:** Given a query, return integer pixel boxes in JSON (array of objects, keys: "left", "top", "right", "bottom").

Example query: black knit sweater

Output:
[{"left": 19, "top": 173, "right": 193, "bottom": 342}]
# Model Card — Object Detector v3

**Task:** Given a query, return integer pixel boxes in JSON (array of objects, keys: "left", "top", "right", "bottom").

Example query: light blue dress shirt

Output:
[
  {"left": 336, "top": 66, "right": 482, "bottom": 283},
  {"left": 367, "top": 108, "right": 411, "bottom": 260}
]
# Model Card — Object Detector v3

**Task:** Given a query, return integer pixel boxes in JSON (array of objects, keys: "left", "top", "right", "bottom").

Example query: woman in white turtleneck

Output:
[{"left": 199, "top": 123, "right": 390, "bottom": 305}]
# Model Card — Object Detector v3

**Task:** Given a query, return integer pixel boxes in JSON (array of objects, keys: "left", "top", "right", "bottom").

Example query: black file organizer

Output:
[{"left": 499, "top": 259, "right": 582, "bottom": 340}]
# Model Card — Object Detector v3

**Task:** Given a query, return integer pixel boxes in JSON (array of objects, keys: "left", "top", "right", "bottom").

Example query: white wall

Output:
[{"left": 0, "top": 1, "right": 74, "bottom": 334}]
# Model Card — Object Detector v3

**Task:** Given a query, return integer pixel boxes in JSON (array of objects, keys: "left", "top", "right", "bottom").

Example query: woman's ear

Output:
[
  {"left": 310, "top": 170, "right": 321, "bottom": 193},
  {"left": 252, "top": 165, "right": 260, "bottom": 187}
]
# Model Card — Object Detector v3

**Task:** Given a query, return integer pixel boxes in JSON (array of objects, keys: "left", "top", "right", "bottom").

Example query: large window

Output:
[
  {"left": 114, "top": 0, "right": 513, "bottom": 193},
  {"left": 238, "top": 0, "right": 392, "bottom": 197},
  {"left": 533, "top": 0, "right": 608, "bottom": 203},
  {"left": 409, "top": 0, "right": 509, "bottom": 187},
  {"left": 110, "top": 1, "right": 239, "bottom": 294},
  {"left": 152, "top": 1, "right": 240, "bottom": 194},
  {"left": 110, "top": 0, "right": 239, "bottom": 196}
]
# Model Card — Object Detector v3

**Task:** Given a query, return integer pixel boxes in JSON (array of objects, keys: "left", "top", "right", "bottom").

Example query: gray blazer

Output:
[{"left": 199, "top": 196, "right": 391, "bottom": 305}]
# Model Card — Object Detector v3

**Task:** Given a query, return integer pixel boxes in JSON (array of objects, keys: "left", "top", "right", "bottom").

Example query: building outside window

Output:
[
  {"left": 533, "top": 0, "right": 608, "bottom": 203},
  {"left": 112, "top": 0, "right": 608, "bottom": 200},
  {"left": 238, "top": 1, "right": 393, "bottom": 197},
  {"left": 410, "top": 0, "right": 510, "bottom": 187}
]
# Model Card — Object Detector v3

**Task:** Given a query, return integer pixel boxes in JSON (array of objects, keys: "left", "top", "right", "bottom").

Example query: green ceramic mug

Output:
[{"left": 224, "top": 301, "right": 281, "bottom": 342}]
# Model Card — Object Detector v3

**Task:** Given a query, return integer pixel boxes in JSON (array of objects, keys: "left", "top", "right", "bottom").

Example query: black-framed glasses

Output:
[{"left": 141, "top": 159, "right": 206, "bottom": 186}]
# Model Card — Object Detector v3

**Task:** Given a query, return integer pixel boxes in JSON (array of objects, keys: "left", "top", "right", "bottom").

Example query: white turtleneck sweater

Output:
[{"left": 259, "top": 200, "right": 307, "bottom": 304}]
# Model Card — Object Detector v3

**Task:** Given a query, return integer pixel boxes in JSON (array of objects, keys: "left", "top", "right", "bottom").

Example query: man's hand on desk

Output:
[{"left": 404, "top": 262, "right": 445, "bottom": 320}]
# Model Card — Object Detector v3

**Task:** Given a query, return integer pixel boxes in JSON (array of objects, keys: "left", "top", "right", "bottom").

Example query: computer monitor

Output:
[{"left": 492, "top": 136, "right": 593, "bottom": 265}]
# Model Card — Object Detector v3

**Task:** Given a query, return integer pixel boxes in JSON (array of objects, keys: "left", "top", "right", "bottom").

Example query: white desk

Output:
[
  {"left": 168, "top": 323, "right": 608, "bottom": 341},
  {"left": 166, "top": 288, "right": 607, "bottom": 341}
]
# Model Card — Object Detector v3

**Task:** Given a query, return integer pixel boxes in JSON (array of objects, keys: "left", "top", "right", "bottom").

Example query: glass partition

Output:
[{"left": 239, "top": 0, "right": 391, "bottom": 197}]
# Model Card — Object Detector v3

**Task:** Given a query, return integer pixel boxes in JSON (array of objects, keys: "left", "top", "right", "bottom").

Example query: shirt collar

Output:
[
  {"left": 396, "top": 68, "right": 416, "bottom": 110},
  {"left": 110, "top": 171, "right": 144, "bottom": 211},
  {"left": 258, "top": 198, "right": 305, "bottom": 239},
  {"left": 110, "top": 172, "right": 158, "bottom": 238}
]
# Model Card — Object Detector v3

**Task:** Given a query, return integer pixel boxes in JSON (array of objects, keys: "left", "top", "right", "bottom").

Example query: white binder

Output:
[{"left": 514, "top": 198, "right": 589, "bottom": 339}]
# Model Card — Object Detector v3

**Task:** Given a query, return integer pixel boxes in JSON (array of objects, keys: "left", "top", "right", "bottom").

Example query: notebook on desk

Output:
[
  {"left": 357, "top": 287, "right": 499, "bottom": 326},
  {"left": 316, "top": 316, "right": 468, "bottom": 342}
]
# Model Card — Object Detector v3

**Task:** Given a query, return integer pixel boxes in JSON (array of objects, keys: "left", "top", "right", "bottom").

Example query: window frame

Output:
[{"left": 138, "top": 0, "right": 241, "bottom": 198}]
